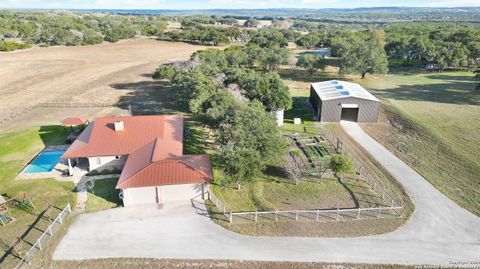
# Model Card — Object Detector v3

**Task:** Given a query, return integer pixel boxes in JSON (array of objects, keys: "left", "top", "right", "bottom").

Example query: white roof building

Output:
[{"left": 310, "top": 80, "right": 379, "bottom": 102}]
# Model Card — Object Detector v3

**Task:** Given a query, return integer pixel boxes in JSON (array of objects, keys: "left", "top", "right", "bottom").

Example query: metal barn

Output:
[{"left": 309, "top": 80, "right": 380, "bottom": 123}]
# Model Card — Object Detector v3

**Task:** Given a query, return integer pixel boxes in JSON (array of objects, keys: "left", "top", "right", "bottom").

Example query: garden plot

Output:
[{"left": 290, "top": 134, "right": 334, "bottom": 173}]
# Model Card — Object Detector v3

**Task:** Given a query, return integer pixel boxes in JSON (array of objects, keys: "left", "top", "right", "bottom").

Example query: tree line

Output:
[
  {"left": 154, "top": 44, "right": 293, "bottom": 183},
  {"left": 0, "top": 10, "right": 167, "bottom": 50}
]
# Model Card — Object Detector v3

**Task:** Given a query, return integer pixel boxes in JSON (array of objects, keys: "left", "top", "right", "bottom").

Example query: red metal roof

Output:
[
  {"left": 62, "top": 117, "right": 89, "bottom": 126},
  {"left": 117, "top": 151, "right": 213, "bottom": 189},
  {"left": 63, "top": 115, "right": 213, "bottom": 189},
  {"left": 62, "top": 115, "right": 183, "bottom": 158}
]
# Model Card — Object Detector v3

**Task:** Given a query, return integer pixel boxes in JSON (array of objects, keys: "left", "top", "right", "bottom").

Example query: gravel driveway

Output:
[{"left": 53, "top": 121, "right": 480, "bottom": 266}]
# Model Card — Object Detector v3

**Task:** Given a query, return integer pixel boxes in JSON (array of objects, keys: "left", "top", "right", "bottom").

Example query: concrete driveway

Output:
[{"left": 53, "top": 122, "right": 480, "bottom": 266}]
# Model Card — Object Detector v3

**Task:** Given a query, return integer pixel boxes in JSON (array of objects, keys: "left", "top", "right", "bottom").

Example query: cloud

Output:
[
  {"left": 0, "top": 0, "right": 167, "bottom": 9},
  {"left": 422, "top": 0, "right": 480, "bottom": 7},
  {"left": 300, "top": 0, "right": 339, "bottom": 4},
  {"left": 208, "top": 0, "right": 288, "bottom": 8}
]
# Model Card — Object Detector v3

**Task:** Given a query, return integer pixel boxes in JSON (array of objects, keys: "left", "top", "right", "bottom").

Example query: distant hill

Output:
[{"left": 28, "top": 7, "right": 480, "bottom": 22}]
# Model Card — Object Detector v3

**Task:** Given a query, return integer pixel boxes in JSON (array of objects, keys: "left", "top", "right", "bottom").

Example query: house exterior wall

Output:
[
  {"left": 88, "top": 156, "right": 126, "bottom": 171},
  {"left": 122, "top": 186, "right": 158, "bottom": 206},
  {"left": 159, "top": 183, "right": 203, "bottom": 202},
  {"left": 121, "top": 183, "right": 204, "bottom": 207},
  {"left": 316, "top": 96, "right": 379, "bottom": 123}
]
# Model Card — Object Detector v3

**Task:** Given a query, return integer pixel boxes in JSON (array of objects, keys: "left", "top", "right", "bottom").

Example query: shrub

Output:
[
  {"left": 153, "top": 65, "right": 175, "bottom": 80},
  {"left": 0, "top": 40, "right": 29, "bottom": 51},
  {"left": 330, "top": 154, "right": 355, "bottom": 175}
]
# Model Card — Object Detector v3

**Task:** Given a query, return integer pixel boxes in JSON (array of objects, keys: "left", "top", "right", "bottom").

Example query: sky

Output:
[{"left": 0, "top": 0, "right": 479, "bottom": 10}]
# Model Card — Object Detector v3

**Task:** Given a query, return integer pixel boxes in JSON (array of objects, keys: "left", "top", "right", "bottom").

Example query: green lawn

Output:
[
  {"left": 85, "top": 178, "right": 121, "bottom": 213},
  {"left": 357, "top": 71, "right": 480, "bottom": 215},
  {"left": 0, "top": 126, "right": 76, "bottom": 267}
]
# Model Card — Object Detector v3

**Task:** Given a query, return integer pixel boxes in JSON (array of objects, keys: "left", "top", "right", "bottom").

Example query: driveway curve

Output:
[{"left": 53, "top": 121, "right": 480, "bottom": 266}]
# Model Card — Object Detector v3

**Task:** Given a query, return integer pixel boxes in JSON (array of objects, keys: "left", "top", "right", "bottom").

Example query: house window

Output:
[{"left": 95, "top": 158, "right": 101, "bottom": 166}]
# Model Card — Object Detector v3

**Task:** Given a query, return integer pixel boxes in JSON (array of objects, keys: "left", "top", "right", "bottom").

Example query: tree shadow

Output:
[
  {"left": 284, "top": 96, "right": 315, "bottom": 123},
  {"left": 263, "top": 165, "right": 289, "bottom": 180},
  {"left": 278, "top": 68, "right": 340, "bottom": 83},
  {"left": 0, "top": 207, "right": 56, "bottom": 266},
  {"left": 183, "top": 125, "right": 209, "bottom": 155},
  {"left": 373, "top": 75, "right": 480, "bottom": 106},
  {"left": 87, "top": 178, "right": 121, "bottom": 206},
  {"left": 38, "top": 125, "right": 67, "bottom": 147},
  {"left": 335, "top": 175, "right": 360, "bottom": 208},
  {"left": 112, "top": 80, "right": 187, "bottom": 116}
]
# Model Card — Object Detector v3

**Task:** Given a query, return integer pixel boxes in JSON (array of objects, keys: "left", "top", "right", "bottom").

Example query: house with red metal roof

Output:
[{"left": 62, "top": 115, "right": 213, "bottom": 206}]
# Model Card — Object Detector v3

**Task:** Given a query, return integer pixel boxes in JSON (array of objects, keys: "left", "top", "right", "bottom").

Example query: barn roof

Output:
[{"left": 311, "top": 80, "right": 379, "bottom": 102}]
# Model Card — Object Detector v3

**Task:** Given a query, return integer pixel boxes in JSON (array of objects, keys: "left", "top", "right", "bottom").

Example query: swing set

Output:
[{"left": 0, "top": 193, "right": 36, "bottom": 226}]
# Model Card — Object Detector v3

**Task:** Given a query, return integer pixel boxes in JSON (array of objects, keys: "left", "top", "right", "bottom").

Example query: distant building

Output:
[{"left": 309, "top": 80, "right": 380, "bottom": 123}]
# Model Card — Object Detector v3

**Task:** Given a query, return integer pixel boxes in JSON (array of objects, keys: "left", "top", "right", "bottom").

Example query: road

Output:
[{"left": 53, "top": 121, "right": 480, "bottom": 266}]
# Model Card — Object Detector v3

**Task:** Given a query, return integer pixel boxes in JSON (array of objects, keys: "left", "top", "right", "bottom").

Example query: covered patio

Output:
[{"left": 62, "top": 117, "right": 89, "bottom": 143}]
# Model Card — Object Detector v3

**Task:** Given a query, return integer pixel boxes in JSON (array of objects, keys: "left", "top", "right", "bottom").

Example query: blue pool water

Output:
[
  {"left": 24, "top": 151, "right": 65, "bottom": 173},
  {"left": 310, "top": 49, "right": 331, "bottom": 56}
]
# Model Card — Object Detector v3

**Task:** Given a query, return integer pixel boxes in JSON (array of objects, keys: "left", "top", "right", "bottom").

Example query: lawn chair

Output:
[{"left": 0, "top": 206, "right": 15, "bottom": 226}]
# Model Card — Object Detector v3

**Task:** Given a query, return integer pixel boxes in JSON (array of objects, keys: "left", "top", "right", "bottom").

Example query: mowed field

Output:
[
  {"left": 357, "top": 72, "right": 480, "bottom": 215},
  {"left": 0, "top": 39, "right": 208, "bottom": 121}
]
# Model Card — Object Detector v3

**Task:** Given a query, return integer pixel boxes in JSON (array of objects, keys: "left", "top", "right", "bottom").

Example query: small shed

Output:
[{"left": 309, "top": 80, "right": 379, "bottom": 123}]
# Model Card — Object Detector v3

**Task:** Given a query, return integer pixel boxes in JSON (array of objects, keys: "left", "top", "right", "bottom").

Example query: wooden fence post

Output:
[
  {"left": 378, "top": 208, "right": 382, "bottom": 218},
  {"left": 275, "top": 210, "right": 278, "bottom": 222},
  {"left": 254, "top": 211, "right": 258, "bottom": 222},
  {"left": 229, "top": 212, "right": 233, "bottom": 223},
  {"left": 357, "top": 208, "right": 361, "bottom": 219},
  {"left": 295, "top": 211, "right": 298, "bottom": 221}
]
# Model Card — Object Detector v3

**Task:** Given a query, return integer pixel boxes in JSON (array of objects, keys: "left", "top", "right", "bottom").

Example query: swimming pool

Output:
[{"left": 24, "top": 151, "right": 66, "bottom": 173}]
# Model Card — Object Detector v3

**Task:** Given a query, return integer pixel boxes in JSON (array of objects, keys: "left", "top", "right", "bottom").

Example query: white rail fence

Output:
[
  {"left": 14, "top": 203, "right": 72, "bottom": 269},
  {"left": 207, "top": 191, "right": 402, "bottom": 224}
]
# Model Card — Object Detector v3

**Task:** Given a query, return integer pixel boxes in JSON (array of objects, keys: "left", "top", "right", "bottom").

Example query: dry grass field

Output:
[{"left": 0, "top": 38, "right": 208, "bottom": 127}]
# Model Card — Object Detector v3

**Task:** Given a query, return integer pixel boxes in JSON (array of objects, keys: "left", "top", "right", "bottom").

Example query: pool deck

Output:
[{"left": 16, "top": 144, "right": 76, "bottom": 181}]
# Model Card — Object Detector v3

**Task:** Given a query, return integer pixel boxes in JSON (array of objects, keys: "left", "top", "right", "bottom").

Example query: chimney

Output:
[{"left": 114, "top": 120, "right": 124, "bottom": 132}]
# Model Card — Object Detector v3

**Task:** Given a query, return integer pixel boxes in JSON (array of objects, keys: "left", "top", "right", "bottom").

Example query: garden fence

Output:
[
  {"left": 207, "top": 191, "right": 402, "bottom": 224},
  {"left": 207, "top": 131, "right": 405, "bottom": 224},
  {"left": 14, "top": 203, "right": 71, "bottom": 269},
  {"left": 322, "top": 132, "right": 403, "bottom": 208}
]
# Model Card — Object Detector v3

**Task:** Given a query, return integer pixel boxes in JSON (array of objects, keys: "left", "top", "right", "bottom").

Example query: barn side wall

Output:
[
  {"left": 309, "top": 86, "right": 322, "bottom": 120},
  {"left": 320, "top": 97, "right": 379, "bottom": 123}
]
